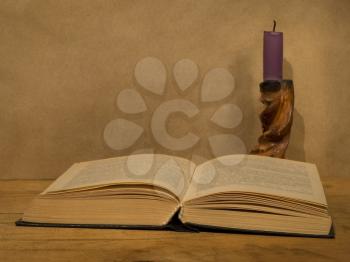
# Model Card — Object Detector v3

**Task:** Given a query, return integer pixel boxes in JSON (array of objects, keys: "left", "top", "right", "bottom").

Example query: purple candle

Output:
[{"left": 263, "top": 21, "right": 283, "bottom": 81}]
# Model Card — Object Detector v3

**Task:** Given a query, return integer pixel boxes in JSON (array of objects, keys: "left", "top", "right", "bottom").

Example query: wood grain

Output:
[
  {"left": 0, "top": 178, "right": 349, "bottom": 261},
  {"left": 251, "top": 80, "right": 294, "bottom": 158}
]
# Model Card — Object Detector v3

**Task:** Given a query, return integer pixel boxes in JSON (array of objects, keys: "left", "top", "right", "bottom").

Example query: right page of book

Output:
[{"left": 184, "top": 154, "right": 327, "bottom": 205}]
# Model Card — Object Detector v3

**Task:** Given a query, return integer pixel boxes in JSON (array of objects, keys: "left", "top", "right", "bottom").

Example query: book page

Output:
[
  {"left": 43, "top": 154, "right": 196, "bottom": 199},
  {"left": 184, "top": 154, "right": 327, "bottom": 205}
]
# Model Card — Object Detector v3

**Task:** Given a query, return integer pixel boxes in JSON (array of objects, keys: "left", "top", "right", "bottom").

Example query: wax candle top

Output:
[
  {"left": 265, "top": 20, "right": 282, "bottom": 35},
  {"left": 266, "top": 21, "right": 282, "bottom": 35}
]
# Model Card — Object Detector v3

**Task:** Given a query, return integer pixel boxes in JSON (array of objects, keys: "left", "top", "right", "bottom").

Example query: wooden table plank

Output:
[{"left": 0, "top": 177, "right": 349, "bottom": 262}]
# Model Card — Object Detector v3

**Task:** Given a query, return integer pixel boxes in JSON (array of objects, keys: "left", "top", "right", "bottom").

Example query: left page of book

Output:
[{"left": 42, "top": 154, "right": 196, "bottom": 200}]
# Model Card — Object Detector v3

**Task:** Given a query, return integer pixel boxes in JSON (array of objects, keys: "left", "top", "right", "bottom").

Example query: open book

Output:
[{"left": 17, "top": 154, "right": 334, "bottom": 237}]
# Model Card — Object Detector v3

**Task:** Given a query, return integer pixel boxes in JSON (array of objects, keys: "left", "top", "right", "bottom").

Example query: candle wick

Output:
[{"left": 273, "top": 20, "right": 276, "bottom": 32}]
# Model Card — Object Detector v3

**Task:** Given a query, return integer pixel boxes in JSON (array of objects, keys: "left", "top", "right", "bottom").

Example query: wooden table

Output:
[{"left": 1, "top": 177, "right": 349, "bottom": 262}]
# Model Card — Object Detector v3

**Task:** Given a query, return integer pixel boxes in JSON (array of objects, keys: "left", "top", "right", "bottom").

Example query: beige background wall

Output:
[{"left": 1, "top": 0, "right": 349, "bottom": 179}]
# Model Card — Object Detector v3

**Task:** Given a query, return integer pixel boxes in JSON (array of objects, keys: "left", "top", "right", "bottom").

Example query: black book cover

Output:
[
  {"left": 15, "top": 210, "right": 195, "bottom": 232},
  {"left": 15, "top": 211, "right": 335, "bottom": 238}
]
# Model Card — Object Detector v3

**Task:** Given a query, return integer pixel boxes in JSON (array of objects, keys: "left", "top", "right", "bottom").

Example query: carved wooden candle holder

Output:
[{"left": 251, "top": 80, "right": 294, "bottom": 158}]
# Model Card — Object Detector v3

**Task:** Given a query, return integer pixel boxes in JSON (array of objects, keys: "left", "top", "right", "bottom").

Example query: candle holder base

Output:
[{"left": 250, "top": 80, "right": 294, "bottom": 158}]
